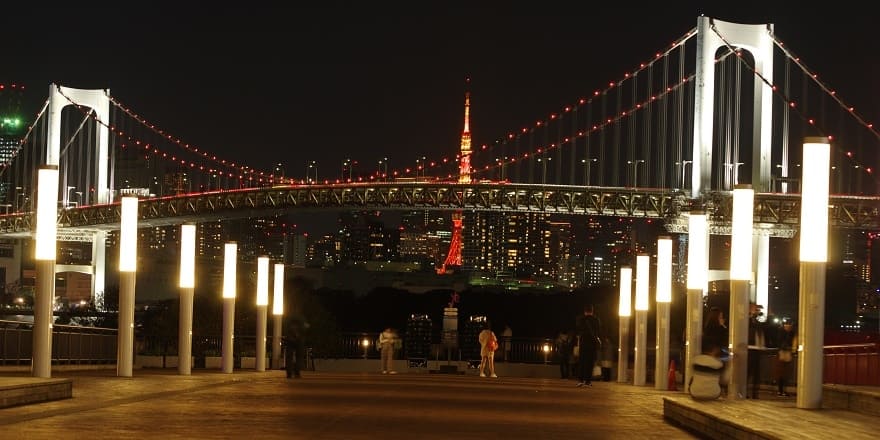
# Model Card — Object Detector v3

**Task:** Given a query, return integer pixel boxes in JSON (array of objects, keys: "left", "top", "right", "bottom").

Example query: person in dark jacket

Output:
[
  {"left": 575, "top": 304, "right": 602, "bottom": 387},
  {"left": 283, "top": 318, "right": 307, "bottom": 379}
]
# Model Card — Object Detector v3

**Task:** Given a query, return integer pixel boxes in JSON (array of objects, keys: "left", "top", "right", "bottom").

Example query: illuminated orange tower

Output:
[{"left": 438, "top": 82, "right": 471, "bottom": 274}]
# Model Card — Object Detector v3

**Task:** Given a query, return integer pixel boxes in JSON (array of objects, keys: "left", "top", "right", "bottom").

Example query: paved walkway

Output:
[
  {"left": 0, "top": 369, "right": 699, "bottom": 439},
  {"left": 2, "top": 369, "right": 878, "bottom": 439}
]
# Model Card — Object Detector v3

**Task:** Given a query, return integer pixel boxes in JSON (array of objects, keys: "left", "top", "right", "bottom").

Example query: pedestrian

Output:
[
  {"left": 283, "top": 318, "right": 307, "bottom": 379},
  {"left": 702, "top": 306, "right": 729, "bottom": 359},
  {"left": 478, "top": 321, "right": 498, "bottom": 378},
  {"left": 501, "top": 324, "right": 513, "bottom": 362},
  {"left": 747, "top": 303, "right": 767, "bottom": 398},
  {"left": 378, "top": 327, "right": 399, "bottom": 374},
  {"left": 775, "top": 319, "right": 796, "bottom": 397},
  {"left": 554, "top": 329, "right": 573, "bottom": 379},
  {"left": 575, "top": 304, "right": 602, "bottom": 387}
]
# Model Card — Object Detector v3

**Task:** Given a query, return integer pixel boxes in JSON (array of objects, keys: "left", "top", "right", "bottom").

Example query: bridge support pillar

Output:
[{"left": 92, "top": 231, "right": 107, "bottom": 309}]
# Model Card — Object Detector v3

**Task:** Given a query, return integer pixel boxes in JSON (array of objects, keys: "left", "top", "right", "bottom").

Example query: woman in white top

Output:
[
  {"left": 378, "top": 327, "right": 398, "bottom": 374},
  {"left": 478, "top": 322, "right": 498, "bottom": 378}
]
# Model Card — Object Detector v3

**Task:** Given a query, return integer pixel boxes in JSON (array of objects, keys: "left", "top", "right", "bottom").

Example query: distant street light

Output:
[
  {"left": 582, "top": 158, "right": 598, "bottom": 186},
  {"left": 378, "top": 158, "right": 389, "bottom": 182},
  {"left": 66, "top": 186, "right": 75, "bottom": 208},
  {"left": 306, "top": 161, "right": 318, "bottom": 184},
  {"left": 538, "top": 157, "right": 552, "bottom": 185},
  {"left": 675, "top": 161, "right": 693, "bottom": 189},
  {"left": 628, "top": 159, "right": 646, "bottom": 187},
  {"left": 724, "top": 162, "right": 745, "bottom": 188}
]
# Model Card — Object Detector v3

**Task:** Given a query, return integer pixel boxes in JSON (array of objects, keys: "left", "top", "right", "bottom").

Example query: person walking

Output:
[
  {"left": 378, "top": 327, "right": 399, "bottom": 374},
  {"left": 575, "top": 304, "right": 602, "bottom": 387},
  {"left": 747, "top": 303, "right": 767, "bottom": 398},
  {"left": 775, "top": 319, "right": 797, "bottom": 397},
  {"left": 283, "top": 318, "right": 307, "bottom": 379},
  {"left": 554, "top": 329, "right": 573, "bottom": 379},
  {"left": 478, "top": 321, "right": 498, "bottom": 378}
]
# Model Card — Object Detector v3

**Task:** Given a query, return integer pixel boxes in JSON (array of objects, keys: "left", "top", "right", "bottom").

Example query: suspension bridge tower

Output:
[{"left": 438, "top": 82, "right": 472, "bottom": 274}]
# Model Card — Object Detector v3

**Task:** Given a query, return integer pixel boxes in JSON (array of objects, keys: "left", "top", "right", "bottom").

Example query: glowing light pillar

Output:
[
  {"left": 178, "top": 224, "right": 196, "bottom": 375},
  {"left": 729, "top": 185, "right": 754, "bottom": 399},
  {"left": 221, "top": 243, "right": 237, "bottom": 373},
  {"left": 117, "top": 196, "right": 138, "bottom": 377},
  {"left": 797, "top": 138, "right": 830, "bottom": 409},
  {"left": 655, "top": 237, "right": 672, "bottom": 390},
  {"left": 255, "top": 256, "right": 270, "bottom": 372},
  {"left": 33, "top": 166, "right": 59, "bottom": 378},
  {"left": 633, "top": 254, "right": 650, "bottom": 386},
  {"left": 685, "top": 211, "right": 708, "bottom": 391},
  {"left": 617, "top": 267, "right": 632, "bottom": 383},
  {"left": 272, "top": 264, "right": 285, "bottom": 370}
]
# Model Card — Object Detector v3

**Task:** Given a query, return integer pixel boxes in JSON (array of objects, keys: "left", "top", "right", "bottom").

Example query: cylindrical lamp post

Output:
[
  {"left": 272, "top": 263, "right": 285, "bottom": 370},
  {"left": 178, "top": 224, "right": 196, "bottom": 375},
  {"left": 221, "top": 242, "right": 237, "bottom": 373},
  {"left": 685, "top": 211, "right": 708, "bottom": 390},
  {"left": 33, "top": 166, "right": 59, "bottom": 378},
  {"left": 617, "top": 267, "right": 632, "bottom": 383},
  {"left": 118, "top": 196, "right": 138, "bottom": 377},
  {"left": 633, "top": 254, "right": 650, "bottom": 386},
  {"left": 729, "top": 185, "right": 754, "bottom": 399},
  {"left": 255, "top": 256, "right": 270, "bottom": 372},
  {"left": 655, "top": 236, "right": 672, "bottom": 390},
  {"left": 797, "top": 138, "right": 830, "bottom": 409}
]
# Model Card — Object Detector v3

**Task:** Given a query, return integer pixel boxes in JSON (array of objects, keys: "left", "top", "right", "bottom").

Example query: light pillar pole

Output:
[
  {"left": 178, "top": 224, "right": 196, "bottom": 375},
  {"left": 655, "top": 237, "right": 672, "bottom": 390},
  {"left": 633, "top": 254, "right": 650, "bottom": 386},
  {"left": 117, "top": 196, "right": 139, "bottom": 377},
  {"left": 272, "top": 263, "right": 285, "bottom": 370},
  {"left": 729, "top": 185, "right": 754, "bottom": 399},
  {"left": 617, "top": 267, "right": 632, "bottom": 383},
  {"left": 255, "top": 256, "right": 270, "bottom": 372},
  {"left": 221, "top": 242, "right": 237, "bottom": 373},
  {"left": 685, "top": 211, "right": 708, "bottom": 391},
  {"left": 797, "top": 138, "right": 830, "bottom": 409},
  {"left": 33, "top": 166, "right": 59, "bottom": 378}
]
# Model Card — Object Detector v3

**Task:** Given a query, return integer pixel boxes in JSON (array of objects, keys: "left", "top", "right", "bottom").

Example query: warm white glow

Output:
[
  {"left": 635, "top": 254, "right": 650, "bottom": 311},
  {"left": 179, "top": 224, "right": 196, "bottom": 288},
  {"left": 730, "top": 186, "right": 754, "bottom": 280},
  {"left": 34, "top": 167, "right": 59, "bottom": 261},
  {"left": 223, "top": 242, "right": 237, "bottom": 298},
  {"left": 800, "top": 140, "right": 830, "bottom": 262},
  {"left": 272, "top": 263, "right": 284, "bottom": 315},
  {"left": 686, "top": 212, "right": 708, "bottom": 291},
  {"left": 118, "top": 197, "right": 138, "bottom": 272},
  {"left": 256, "top": 256, "right": 269, "bottom": 306},
  {"left": 619, "top": 267, "right": 632, "bottom": 317},
  {"left": 656, "top": 237, "right": 672, "bottom": 303}
]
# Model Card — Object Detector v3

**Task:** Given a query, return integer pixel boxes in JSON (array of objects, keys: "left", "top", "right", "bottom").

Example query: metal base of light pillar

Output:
[
  {"left": 256, "top": 306, "right": 267, "bottom": 372},
  {"left": 117, "top": 271, "right": 136, "bottom": 377},
  {"left": 222, "top": 297, "right": 235, "bottom": 373},
  {"left": 633, "top": 310, "right": 647, "bottom": 386},
  {"left": 33, "top": 259, "right": 56, "bottom": 378},
  {"left": 91, "top": 231, "right": 107, "bottom": 310},
  {"left": 617, "top": 316, "right": 630, "bottom": 383},
  {"left": 729, "top": 279, "right": 749, "bottom": 399},
  {"left": 178, "top": 287, "right": 194, "bottom": 375},
  {"left": 797, "top": 261, "right": 826, "bottom": 409},
  {"left": 273, "top": 315, "right": 283, "bottom": 370},
  {"left": 684, "top": 288, "right": 704, "bottom": 392},
  {"left": 655, "top": 302, "right": 670, "bottom": 390}
]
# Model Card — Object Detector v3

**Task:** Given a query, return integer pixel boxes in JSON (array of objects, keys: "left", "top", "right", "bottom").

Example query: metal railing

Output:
[{"left": 1, "top": 319, "right": 117, "bottom": 366}]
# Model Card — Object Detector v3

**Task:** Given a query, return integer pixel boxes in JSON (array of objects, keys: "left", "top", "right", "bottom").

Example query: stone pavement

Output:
[
  {"left": 0, "top": 369, "right": 699, "bottom": 439},
  {"left": 1, "top": 369, "right": 877, "bottom": 439}
]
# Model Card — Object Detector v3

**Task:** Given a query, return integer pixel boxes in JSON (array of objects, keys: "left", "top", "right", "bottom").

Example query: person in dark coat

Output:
[
  {"left": 575, "top": 304, "right": 602, "bottom": 387},
  {"left": 283, "top": 318, "right": 307, "bottom": 379}
]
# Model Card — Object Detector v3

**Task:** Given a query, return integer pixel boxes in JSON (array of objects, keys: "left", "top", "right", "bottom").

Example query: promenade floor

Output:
[{"left": 0, "top": 369, "right": 876, "bottom": 439}]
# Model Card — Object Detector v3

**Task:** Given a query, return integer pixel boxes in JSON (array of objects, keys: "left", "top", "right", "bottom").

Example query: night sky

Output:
[{"left": 3, "top": 4, "right": 876, "bottom": 182}]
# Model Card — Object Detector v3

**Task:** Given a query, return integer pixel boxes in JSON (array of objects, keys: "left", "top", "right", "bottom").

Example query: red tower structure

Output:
[{"left": 437, "top": 83, "right": 471, "bottom": 274}]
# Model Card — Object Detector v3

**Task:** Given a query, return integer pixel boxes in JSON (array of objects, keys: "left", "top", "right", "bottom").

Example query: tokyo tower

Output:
[{"left": 437, "top": 81, "right": 471, "bottom": 274}]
